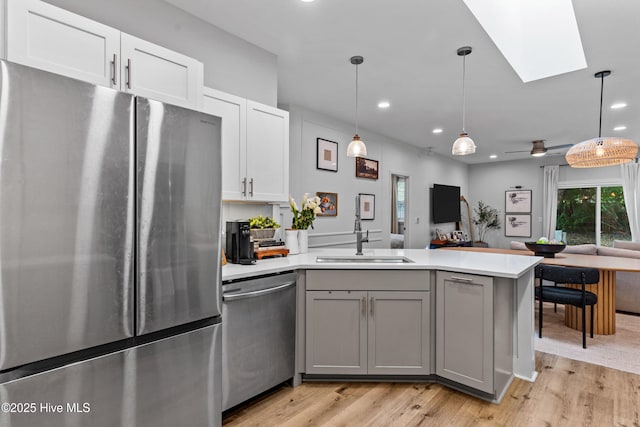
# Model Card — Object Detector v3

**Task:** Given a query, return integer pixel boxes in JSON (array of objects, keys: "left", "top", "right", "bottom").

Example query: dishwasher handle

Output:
[{"left": 223, "top": 281, "right": 296, "bottom": 302}]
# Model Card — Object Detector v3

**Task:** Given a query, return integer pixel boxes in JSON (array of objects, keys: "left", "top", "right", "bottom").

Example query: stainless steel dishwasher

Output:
[{"left": 222, "top": 271, "right": 296, "bottom": 411}]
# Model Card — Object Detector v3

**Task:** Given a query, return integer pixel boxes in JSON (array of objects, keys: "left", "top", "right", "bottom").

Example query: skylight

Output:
[{"left": 463, "top": 0, "right": 586, "bottom": 82}]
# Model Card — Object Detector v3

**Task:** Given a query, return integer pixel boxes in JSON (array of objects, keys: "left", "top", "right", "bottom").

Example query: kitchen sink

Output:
[{"left": 315, "top": 256, "right": 414, "bottom": 264}]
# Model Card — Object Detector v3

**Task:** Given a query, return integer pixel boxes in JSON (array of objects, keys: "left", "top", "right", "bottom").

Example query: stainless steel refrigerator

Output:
[{"left": 0, "top": 60, "right": 222, "bottom": 426}]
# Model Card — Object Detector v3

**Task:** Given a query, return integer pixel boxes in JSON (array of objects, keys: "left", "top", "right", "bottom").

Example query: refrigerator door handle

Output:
[{"left": 223, "top": 281, "right": 295, "bottom": 302}]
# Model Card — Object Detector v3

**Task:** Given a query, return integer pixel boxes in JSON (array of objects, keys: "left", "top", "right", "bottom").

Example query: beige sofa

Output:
[{"left": 510, "top": 240, "right": 640, "bottom": 315}]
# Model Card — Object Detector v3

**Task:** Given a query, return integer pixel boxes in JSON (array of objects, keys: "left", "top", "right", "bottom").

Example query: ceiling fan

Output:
[{"left": 505, "top": 140, "right": 573, "bottom": 157}]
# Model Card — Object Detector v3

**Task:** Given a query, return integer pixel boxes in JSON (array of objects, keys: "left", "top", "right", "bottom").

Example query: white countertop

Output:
[{"left": 221, "top": 248, "right": 543, "bottom": 282}]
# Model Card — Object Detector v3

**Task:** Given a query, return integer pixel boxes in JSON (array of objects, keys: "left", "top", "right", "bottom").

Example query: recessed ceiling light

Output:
[
  {"left": 611, "top": 102, "right": 627, "bottom": 109},
  {"left": 432, "top": 128, "right": 443, "bottom": 134},
  {"left": 377, "top": 101, "right": 390, "bottom": 109},
  {"left": 489, "top": 154, "right": 498, "bottom": 159},
  {"left": 300, "top": 0, "right": 315, "bottom": 2},
  {"left": 613, "top": 125, "right": 627, "bottom": 131}
]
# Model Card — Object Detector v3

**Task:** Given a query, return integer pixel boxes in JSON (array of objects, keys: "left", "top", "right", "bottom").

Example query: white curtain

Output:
[
  {"left": 621, "top": 161, "right": 640, "bottom": 241},
  {"left": 542, "top": 165, "right": 559, "bottom": 239}
]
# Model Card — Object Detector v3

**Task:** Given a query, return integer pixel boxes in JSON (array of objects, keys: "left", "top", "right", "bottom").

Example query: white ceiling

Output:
[{"left": 165, "top": 0, "right": 639, "bottom": 164}]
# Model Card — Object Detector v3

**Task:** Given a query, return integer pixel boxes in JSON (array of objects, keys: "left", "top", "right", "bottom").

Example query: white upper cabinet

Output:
[
  {"left": 203, "top": 88, "right": 247, "bottom": 200},
  {"left": 120, "top": 34, "right": 203, "bottom": 109},
  {"left": 6, "top": 0, "right": 120, "bottom": 88},
  {"left": 245, "top": 101, "right": 289, "bottom": 202},
  {"left": 203, "top": 88, "right": 289, "bottom": 202},
  {"left": 5, "top": 0, "right": 203, "bottom": 109}
]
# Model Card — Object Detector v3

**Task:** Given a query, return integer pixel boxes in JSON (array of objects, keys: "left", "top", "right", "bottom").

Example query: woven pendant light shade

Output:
[
  {"left": 567, "top": 70, "right": 638, "bottom": 168},
  {"left": 565, "top": 137, "right": 638, "bottom": 168}
]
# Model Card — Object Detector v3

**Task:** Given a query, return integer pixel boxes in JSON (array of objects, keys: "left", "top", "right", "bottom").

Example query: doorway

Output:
[{"left": 391, "top": 174, "right": 408, "bottom": 248}]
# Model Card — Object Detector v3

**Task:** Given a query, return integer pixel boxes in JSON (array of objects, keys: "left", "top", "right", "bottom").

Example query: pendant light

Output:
[
  {"left": 347, "top": 55, "right": 367, "bottom": 157},
  {"left": 452, "top": 46, "right": 476, "bottom": 156},
  {"left": 566, "top": 70, "right": 638, "bottom": 168}
]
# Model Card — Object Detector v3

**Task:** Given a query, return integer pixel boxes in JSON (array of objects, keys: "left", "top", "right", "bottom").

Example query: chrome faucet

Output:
[{"left": 354, "top": 195, "right": 369, "bottom": 255}]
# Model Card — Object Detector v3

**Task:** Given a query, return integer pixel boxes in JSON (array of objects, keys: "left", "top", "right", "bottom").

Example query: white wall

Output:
[
  {"left": 469, "top": 156, "right": 623, "bottom": 249},
  {"left": 284, "top": 105, "right": 469, "bottom": 250},
  {"left": 0, "top": 0, "right": 5, "bottom": 59},
  {"left": 44, "top": 0, "right": 278, "bottom": 106}
]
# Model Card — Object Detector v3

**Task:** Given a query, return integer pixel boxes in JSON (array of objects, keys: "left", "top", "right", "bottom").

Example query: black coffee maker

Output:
[{"left": 226, "top": 221, "right": 255, "bottom": 265}]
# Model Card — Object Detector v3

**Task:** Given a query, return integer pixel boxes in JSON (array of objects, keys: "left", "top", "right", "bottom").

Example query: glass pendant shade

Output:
[
  {"left": 565, "top": 137, "right": 638, "bottom": 168},
  {"left": 452, "top": 46, "right": 475, "bottom": 156},
  {"left": 347, "top": 133, "right": 367, "bottom": 157},
  {"left": 451, "top": 132, "right": 476, "bottom": 155},
  {"left": 347, "top": 55, "right": 367, "bottom": 158}
]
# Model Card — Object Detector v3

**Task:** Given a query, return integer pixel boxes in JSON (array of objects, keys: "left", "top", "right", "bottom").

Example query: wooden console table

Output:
[{"left": 442, "top": 247, "right": 640, "bottom": 335}]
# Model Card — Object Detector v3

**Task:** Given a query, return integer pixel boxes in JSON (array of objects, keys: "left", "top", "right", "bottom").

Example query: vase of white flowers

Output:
[{"left": 289, "top": 193, "right": 322, "bottom": 253}]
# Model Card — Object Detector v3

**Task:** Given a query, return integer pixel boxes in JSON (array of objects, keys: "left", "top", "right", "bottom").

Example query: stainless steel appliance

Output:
[
  {"left": 0, "top": 60, "right": 223, "bottom": 426},
  {"left": 222, "top": 272, "right": 296, "bottom": 411},
  {"left": 225, "top": 220, "right": 255, "bottom": 264}
]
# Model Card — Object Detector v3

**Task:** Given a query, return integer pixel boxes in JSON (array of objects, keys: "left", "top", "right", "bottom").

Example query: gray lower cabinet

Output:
[
  {"left": 435, "top": 271, "right": 494, "bottom": 394},
  {"left": 305, "top": 289, "right": 430, "bottom": 375},
  {"left": 305, "top": 290, "right": 367, "bottom": 374},
  {"left": 367, "top": 291, "right": 431, "bottom": 375}
]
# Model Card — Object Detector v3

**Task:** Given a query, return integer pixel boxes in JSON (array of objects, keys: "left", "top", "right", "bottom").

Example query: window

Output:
[
  {"left": 391, "top": 174, "right": 407, "bottom": 239},
  {"left": 396, "top": 178, "right": 405, "bottom": 221},
  {"left": 556, "top": 185, "right": 630, "bottom": 246}
]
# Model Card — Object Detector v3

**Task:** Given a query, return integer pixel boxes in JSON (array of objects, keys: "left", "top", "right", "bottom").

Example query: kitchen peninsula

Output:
[{"left": 222, "top": 248, "right": 542, "bottom": 403}]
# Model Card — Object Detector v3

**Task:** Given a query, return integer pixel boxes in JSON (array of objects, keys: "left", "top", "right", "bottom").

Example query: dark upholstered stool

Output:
[{"left": 534, "top": 265, "right": 599, "bottom": 349}]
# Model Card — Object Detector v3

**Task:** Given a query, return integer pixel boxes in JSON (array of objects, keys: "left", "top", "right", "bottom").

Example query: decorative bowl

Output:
[{"left": 524, "top": 242, "right": 566, "bottom": 258}]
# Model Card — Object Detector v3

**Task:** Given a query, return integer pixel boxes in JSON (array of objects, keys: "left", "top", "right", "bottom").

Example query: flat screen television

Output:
[{"left": 432, "top": 184, "right": 461, "bottom": 224}]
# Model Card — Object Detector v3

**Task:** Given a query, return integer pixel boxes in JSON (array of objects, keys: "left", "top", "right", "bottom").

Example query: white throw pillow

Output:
[
  {"left": 597, "top": 246, "right": 640, "bottom": 259},
  {"left": 510, "top": 241, "right": 527, "bottom": 250},
  {"left": 563, "top": 244, "right": 598, "bottom": 255},
  {"left": 613, "top": 240, "right": 640, "bottom": 252}
]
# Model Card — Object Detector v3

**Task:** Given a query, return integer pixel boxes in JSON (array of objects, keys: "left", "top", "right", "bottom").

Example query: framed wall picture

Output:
[
  {"left": 355, "top": 157, "right": 379, "bottom": 180},
  {"left": 359, "top": 193, "right": 375, "bottom": 220},
  {"left": 316, "top": 138, "right": 338, "bottom": 172},
  {"left": 316, "top": 192, "right": 338, "bottom": 216},
  {"left": 505, "top": 214, "right": 531, "bottom": 237},
  {"left": 505, "top": 190, "right": 532, "bottom": 213}
]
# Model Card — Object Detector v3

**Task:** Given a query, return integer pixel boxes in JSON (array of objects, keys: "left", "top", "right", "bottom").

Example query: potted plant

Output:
[
  {"left": 248, "top": 215, "right": 280, "bottom": 240},
  {"left": 472, "top": 201, "right": 501, "bottom": 247}
]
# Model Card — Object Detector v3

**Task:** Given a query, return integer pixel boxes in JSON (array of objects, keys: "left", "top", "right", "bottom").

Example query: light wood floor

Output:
[{"left": 223, "top": 351, "right": 640, "bottom": 426}]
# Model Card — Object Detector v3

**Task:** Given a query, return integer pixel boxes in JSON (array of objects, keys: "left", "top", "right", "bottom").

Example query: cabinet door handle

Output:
[
  {"left": 249, "top": 178, "right": 254, "bottom": 197},
  {"left": 370, "top": 296, "right": 374, "bottom": 317},
  {"left": 450, "top": 276, "right": 474, "bottom": 283},
  {"left": 125, "top": 59, "right": 132, "bottom": 89},
  {"left": 111, "top": 53, "right": 117, "bottom": 85},
  {"left": 241, "top": 177, "right": 247, "bottom": 196},
  {"left": 361, "top": 296, "right": 366, "bottom": 317}
]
